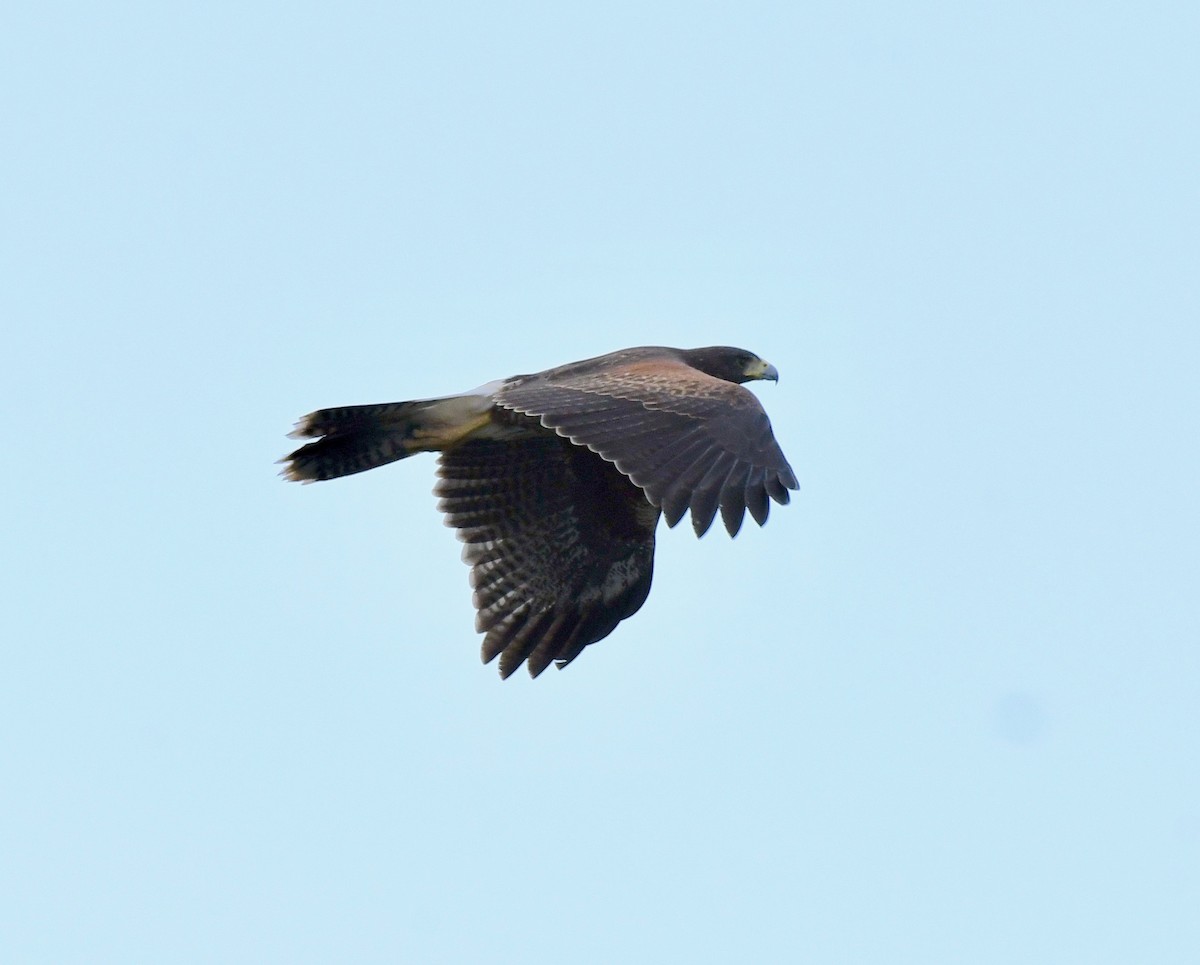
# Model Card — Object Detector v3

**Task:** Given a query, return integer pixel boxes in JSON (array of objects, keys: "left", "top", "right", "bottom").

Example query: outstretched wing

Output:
[
  {"left": 435, "top": 435, "right": 660, "bottom": 679},
  {"left": 495, "top": 357, "right": 798, "bottom": 537}
]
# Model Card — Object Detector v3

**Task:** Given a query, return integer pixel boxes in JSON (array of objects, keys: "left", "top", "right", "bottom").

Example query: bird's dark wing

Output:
[
  {"left": 435, "top": 434, "right": 660, "bottom": 678},
  {"left": 495, "top": 357, "right": 798, "bottom": 537}
]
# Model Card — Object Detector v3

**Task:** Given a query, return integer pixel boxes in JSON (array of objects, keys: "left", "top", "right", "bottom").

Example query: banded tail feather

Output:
[
  {"left": 280, "top": 401, "right": 433, "bottom": 482},
  {"left": 281, "top": 391, "right": 500, "bottom": 482}
]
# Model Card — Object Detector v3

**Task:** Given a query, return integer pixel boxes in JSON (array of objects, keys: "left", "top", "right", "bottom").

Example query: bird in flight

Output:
[{"left": 282, "top": 345, "right": 798, "bottom": 678}]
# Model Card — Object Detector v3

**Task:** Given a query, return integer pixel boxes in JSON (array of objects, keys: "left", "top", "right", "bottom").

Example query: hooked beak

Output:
[{"left": 747, "top": 358, "right": 779, "bottom": 383}]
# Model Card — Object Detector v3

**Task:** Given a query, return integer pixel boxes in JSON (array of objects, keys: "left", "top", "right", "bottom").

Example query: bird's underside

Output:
[{"left": 282, "top": 345, "right": 798, "bottom": 677}]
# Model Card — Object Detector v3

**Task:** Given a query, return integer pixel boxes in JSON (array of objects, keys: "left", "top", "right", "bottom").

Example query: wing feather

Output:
[
  {"left": 742, "top": 466, "right": 770, "bottom": 527},
  {"left": 436, "top": 435, "right": 659, "bottom": 678},
  {"left": 687, "top": 451, "right": 740, "bottom": 537},
  {"left": 497, "top": 356, "right": 797, "bottom": 537},
  {"left": 765, "top": 473, "right": 793, "bottom": 505}
]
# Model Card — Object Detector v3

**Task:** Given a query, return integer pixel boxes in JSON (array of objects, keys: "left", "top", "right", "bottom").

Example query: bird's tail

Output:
[{"left": 280, "top": 395, "right": 494, "bottom": 483}]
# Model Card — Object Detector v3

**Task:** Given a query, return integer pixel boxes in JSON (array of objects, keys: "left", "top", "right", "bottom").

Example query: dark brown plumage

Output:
[{"left": 282, "top": 346, "right": 798, "bottom": 678}]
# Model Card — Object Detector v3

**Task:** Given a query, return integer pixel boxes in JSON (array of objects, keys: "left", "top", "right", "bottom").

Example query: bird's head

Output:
[{"left": 680, "top": 346, "right": 780, "bottom": 384}]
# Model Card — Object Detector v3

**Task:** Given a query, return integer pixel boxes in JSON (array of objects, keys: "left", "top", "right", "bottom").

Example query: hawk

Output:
[{"left": 282, "top": 345, "right": 798, "bottom": 678}]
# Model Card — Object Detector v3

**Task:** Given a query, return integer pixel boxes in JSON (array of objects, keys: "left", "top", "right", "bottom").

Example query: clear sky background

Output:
[{"left": 3, "top": 2, "right": 1198, "bottom": 962}]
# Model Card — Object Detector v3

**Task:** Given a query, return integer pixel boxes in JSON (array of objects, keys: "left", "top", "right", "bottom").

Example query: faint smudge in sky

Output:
[{"left": 992, "top": 691, "right": 1048, "bottom": 745}]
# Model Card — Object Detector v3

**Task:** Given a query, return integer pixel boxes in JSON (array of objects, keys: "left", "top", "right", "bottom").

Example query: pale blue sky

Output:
[{"left": 3, "top": 2, "right": 1198, "bottom": 962}]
